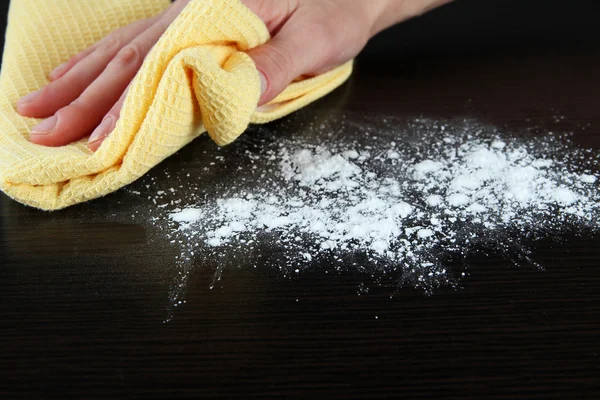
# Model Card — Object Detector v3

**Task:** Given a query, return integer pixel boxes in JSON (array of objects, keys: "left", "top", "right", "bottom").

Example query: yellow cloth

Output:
[{"left": 0, "top": 0, "right": 352, "bottom": 210}]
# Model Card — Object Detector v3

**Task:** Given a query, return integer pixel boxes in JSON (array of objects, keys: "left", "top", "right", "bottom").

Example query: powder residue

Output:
[
  {"left": 152, "top": 117, "right": 599, "bottom": 293},
  {"left": 126, "top": 116, "right": 599, "bottom": 309}
]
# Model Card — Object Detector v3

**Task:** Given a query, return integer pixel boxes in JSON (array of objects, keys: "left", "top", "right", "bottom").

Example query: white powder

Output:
[
  {"left": 447, "top": 193, "right": 470, "bottom": 206},
  {"left": 581, "top": 174, "right": 597, "bottom": 183},
  {"left": 552, "top": 187, "right": 578, "bottom": 205},
  {"left": 426, "top": 195, "right": 443, "bottom": 207},
  {"left": 417, "top": 229, "right": 435, "bottom": 239},
  {"left": 134, "top": 117, "right": 599, "bottom": 298},
  {"left": 171, "top": 208, "right": 202, "bottom": 223}
]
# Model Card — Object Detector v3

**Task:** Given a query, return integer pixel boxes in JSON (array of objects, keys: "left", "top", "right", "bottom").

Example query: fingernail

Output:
[
  {"left": 258, "top": 71, "right": 267, "bottom": 95},
  {"left": 89, "top": 116, "right": 115, "bottom": 145},
  {"left": 30, "top": 115, "right": 58, "bottom": 135},
  {"left": 49, "top": 62, "right": 68, "bottom": 80},
  {"left": 18, "top": 89, "right": 42, "bottom": 105}
]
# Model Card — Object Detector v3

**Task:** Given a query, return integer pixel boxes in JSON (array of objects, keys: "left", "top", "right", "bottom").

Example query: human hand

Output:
[{"left": 17, "top": 0, "right": 450, "bottom": 151}]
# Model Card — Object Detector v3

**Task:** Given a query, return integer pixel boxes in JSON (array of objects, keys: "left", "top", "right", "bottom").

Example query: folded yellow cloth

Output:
[{"left": 0, "top": 0, "right": 352, "bottom": 210}]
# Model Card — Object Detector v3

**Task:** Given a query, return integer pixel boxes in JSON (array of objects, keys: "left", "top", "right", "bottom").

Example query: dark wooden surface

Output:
[{"left": 1, "top": 1, "right": 600, "bottom": 398}]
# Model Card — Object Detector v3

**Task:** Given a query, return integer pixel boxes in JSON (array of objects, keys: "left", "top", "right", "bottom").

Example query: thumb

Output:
[{"left": 247, "top": 27, "right": 319, "bottom": 106}]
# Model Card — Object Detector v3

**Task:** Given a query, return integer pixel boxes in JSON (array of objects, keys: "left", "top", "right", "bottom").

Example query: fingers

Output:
[
  {"left": 247, "top": 26, "right": 315, "bottom": 106},
  {"left": 47, "top": 45, "right": 98, "bottom": 82},
  {"left": 246, "top": 6, "right": 353, "bottom": 106},
  {"left": 241, "top": 0, "right": 297, "bottom": 33},
  {"left": 87, "top": 85, "right": 129, "bottom": 152},
  {"left": 21, "top": 0, "right": 358, "bottom": 150},
  {"left": 29, "top": 18, "right": 172, "bottom": 147},
  {"left": 85, "top": 3, "right": 191, "bottom": 152},
  {"left": 19, "top": 40, "right": 124, "bottom": 120},
  {"left": 47, "top": 9, "right": 174, "bottom": 82},
  {"left": 17, "top": 17, "right": 157, "bottom": 119}
]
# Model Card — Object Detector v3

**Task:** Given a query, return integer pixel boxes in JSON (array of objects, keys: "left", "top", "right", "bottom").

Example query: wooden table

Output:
[{"left": 1, "top": 1, "right": 599, "bottom": 398}]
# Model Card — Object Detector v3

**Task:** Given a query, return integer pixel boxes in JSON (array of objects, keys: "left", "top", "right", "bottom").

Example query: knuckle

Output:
[
  {"left": 68, "top": 96, "right": 90, "bottom": 112},
  {"left": 100, "top": 37, "right": 121, "bottom": 53},
  {"left": 37, "top": 84, "right": 52, "bottom": 99},
  {"left": 113, "top": 45, "right": 142, "bottom": 68},
  {"left": 54, "top": 104, "right": 77, "bottom": 121},
  {"left": 38, "top": 82, "right": 63, "bottom": 101},
  {"left": 68, "top": 53, "right": 82, "bottom": 65}
]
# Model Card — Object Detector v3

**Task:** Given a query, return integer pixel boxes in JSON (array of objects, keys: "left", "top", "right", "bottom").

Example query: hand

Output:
[{"left": 17, "top": 0, "right": 450, "bottom": 151}]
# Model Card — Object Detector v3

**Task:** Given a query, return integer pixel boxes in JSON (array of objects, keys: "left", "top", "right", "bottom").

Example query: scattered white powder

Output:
[
  {"left": 129, "top": 116, "right": 599, "bottom": 304},
  {"left": 417, "top": 229, "right": 435, "bottom": 239},
  {"left": 581, "top": 174, "right": 597, "bottom": 183},
  {"left": 414, "top": 160, "right": 443, "bottom": 176},
  {"left": 552, "top": 187, "right": 578, "bottom": 205},
  {"left": 447, "top": 193, "right": 470, "bottom": 207},
  {"left": 426, "top": 195, "right": 443, "bottom": 207},
  {"left": 171, "top": 208, "right": 202, "bottom": 223}
]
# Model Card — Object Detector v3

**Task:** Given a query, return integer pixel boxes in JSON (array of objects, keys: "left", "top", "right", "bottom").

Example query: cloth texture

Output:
[{"left": 0, "top": 0, "right": 352, "bottom": 210}]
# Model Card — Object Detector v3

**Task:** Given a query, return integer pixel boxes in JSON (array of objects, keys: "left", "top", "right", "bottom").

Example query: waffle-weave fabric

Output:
[{"left": 0, "top": 0, "right": 352, "bottom": 210}]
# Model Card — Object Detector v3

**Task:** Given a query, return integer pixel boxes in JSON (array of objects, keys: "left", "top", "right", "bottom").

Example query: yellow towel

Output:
[{"left": 0, "top": 0, "right": 352, "bottom": 210}]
